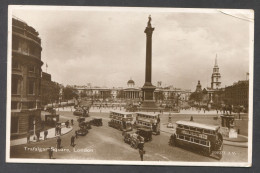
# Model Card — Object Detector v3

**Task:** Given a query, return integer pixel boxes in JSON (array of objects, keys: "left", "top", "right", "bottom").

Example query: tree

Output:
[
  {"left": 63, "top": 86, "right": 78, "bottom": 100},
  {"left": 155, "top": 91, "right": 164, "bottom": 101},
  {"left": 41, "top": 81, "right": 60, "bottom": 106},
  {"left": 80, "top": 91, "right": 87, "bottom": 98},
  {"left": 189, "top": 92, "right": 203, "bottom": 105}
]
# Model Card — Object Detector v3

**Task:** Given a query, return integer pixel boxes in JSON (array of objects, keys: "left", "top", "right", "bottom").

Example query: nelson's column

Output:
[{"left": 140, "top": 15, "right": 160, "bottom": 111}]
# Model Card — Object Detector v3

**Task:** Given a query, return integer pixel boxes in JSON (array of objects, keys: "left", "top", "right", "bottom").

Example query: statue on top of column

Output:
[{"left": 147, "top": 15, "right": 152, "bottom": 28}]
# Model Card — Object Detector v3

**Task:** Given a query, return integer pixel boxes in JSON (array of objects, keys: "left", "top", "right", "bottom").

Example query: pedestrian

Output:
[
  {"left": 55, "top": 125, "right": 58, "bottom": 136},
  {"left": 71, "top": 135, "right": 75, "bottom": 147},
  {"left": 71, "top": 119, "right": 74, "bottom": 125},
  {"left": 47, "top": 147, "right": 53, "bottom": 159},
  {"left": 27, "top": 133, "right": 30, "bottom": 144},
  {"left": 75, "top": 130, "right": 78, "bottom": 139},
  {"left": 36, "top": 131, "right": 40, "bottom": 142},
  {"left": 152, "top": 123, "right": 156, "bottom": 132},
  {"left": 59, "top": 126, "right": 62, "bottom": 135},
  {"left": 138, "top": 145, "right": 145, "bottom": 161},
  {"left": 44, "top": 130, "right": 48, "bottom": 140},
  {"left": 57, "top": 136, "right": 61, "bottom": 149}
]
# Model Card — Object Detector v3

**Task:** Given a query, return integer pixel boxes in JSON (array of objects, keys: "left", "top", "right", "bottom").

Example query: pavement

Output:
[
  {"left": 10, "top": 124, "right": 73, "bottom": 146},
  {"left": 56, "top": 106, "right": 248, "bottom": 116}
]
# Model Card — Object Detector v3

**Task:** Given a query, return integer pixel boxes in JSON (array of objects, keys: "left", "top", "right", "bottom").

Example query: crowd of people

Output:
[{"left": 48, "top": 120, "right": 76, "bottom": 159}]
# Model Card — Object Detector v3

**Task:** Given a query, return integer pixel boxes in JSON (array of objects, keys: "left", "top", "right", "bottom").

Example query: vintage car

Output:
[
  {"left": 45, "top": 114, "right": 59, "bottom": 127},
  {"left": 77, "top": 117, "right": 85, "bottom": 124},
  {"left": 79, "top": 121, "right": 92, "bottom": 130},
  {"left": 90, "top": 118, "right": 103, "bottom": 126},
  {"left": 135, "top": 128, "right": 152, "bottom": 142},
  {"left": 123, "top": 131, "right": 144, "bottom": 149},
  {"left": 76, "top": 128, "right": 88, "bottom": 136},
  {"left": 73, "top": 108, "right": 83, "bottom": 116}
]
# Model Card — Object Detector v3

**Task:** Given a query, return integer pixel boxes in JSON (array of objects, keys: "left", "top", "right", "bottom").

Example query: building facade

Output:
[
  {"left": 74, "top": 80, "right": 190, "bottom": 102},
  {"left": 225, "top": 80, "right": 249, "bottom": 108},
  {"left": 123, "top": 79, "right": 141, "bottom": 100},
  {"left": 11, "top": 18, "right": 43, "bottom": 137},
  {"left": 41, "top": 72, "right": 60, "bottom": 106}
]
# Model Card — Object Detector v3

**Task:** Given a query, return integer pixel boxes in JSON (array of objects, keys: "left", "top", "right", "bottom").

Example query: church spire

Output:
[
  {"left": 211, "top": 54, "right": 221, "bottom": 89},
  {"left": 215, "top": 54, "right": 218, "bottom": 66}
]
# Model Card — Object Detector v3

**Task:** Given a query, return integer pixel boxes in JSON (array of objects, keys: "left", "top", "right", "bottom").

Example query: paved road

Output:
[{"left": 10, "top": 111, "right": 248, "bottom": 162}]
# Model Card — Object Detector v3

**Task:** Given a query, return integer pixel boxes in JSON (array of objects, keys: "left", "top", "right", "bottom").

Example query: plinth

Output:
[{"left": 220, "top": 114, "right": 237, "bottom": 138}]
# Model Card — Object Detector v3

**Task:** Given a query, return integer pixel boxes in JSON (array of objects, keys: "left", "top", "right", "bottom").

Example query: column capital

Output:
[{"left": 144, "top": 27, "right": 155, "bottom": 36}]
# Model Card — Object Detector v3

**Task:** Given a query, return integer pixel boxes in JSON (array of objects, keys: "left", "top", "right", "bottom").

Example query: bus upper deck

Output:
[
  {"left": 110, "top": 110, "right": 134, "bottom": 121},
  {"left": 176, "top": 120, "right": 220, "bottom": 137}
]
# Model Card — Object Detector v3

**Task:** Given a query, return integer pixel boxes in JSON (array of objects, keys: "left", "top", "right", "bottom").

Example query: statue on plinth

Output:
[{"left": 147, "top": 15, "right": 152, "bottom": 28}]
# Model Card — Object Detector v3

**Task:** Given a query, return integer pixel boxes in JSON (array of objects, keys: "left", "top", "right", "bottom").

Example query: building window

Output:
[
  {"left": 28, "top": 65, "right": 35, "bottom": 73},
  {"left": 12, "top": 37, "right": 19, "bottom": 50},
  {"left": 19, "top": 40, "right": 29, "bottom": 54},
  {"left": 28, "top": 101, "right": 35, "bottom": 109},
  {"left": 28, "top": 80, "right": 35, "bottom": 95},
  {"left": 12, "top": 77, "right": 20, "bottom": 95},
  {"left": 11, "top": 101, "right": 19, "bottom": 109}
]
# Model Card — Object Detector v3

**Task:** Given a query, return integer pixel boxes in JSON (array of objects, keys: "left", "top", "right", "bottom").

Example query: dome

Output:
[
  {"left": 127, "top": 79, "right": 135, "bottom": 88},
  {"left": 127, "top": 79, "right": 135, "bottom": 85}
]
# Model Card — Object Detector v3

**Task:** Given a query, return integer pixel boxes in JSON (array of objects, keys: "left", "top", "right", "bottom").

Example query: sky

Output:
[{"left": 11, "top": 7, "right": 254, "bottom": 90}]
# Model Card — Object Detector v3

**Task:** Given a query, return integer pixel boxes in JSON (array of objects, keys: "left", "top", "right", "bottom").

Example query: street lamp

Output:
[{"left": 33, "top": 118, "right": 36, "bottom": 140}]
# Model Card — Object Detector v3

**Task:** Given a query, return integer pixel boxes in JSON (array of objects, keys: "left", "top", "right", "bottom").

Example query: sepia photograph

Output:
[{"left": 6, "top": 6, "right": 254, "bottom": 166}]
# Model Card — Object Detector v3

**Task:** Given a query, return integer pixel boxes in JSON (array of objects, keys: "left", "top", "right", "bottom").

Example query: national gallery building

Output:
[{"left": 74, "top": 79, "right": 191, "bottom": 102}]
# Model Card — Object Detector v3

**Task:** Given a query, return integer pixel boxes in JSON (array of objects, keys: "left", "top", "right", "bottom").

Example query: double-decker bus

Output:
[
  {"left": 135, "top": 112, "right": 160, "bottom": 135},
  {"left": 169, "top": 120, "right": 223, "bottom": 160},
  {"left": 108, "top": 111, "right": 133, "bottom": 131}
]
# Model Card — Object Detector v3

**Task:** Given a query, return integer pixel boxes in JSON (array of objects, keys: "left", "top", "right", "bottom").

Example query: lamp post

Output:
[{"left": 33, "top": 118, "right": 36, "bottom": 140}]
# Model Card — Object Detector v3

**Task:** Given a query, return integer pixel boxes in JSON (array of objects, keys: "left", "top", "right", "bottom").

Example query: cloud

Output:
[{"left": 12, "top": 8, "right": 252, "bottom": 89}]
